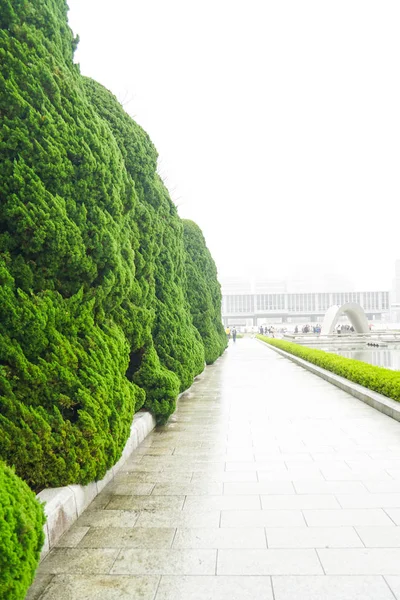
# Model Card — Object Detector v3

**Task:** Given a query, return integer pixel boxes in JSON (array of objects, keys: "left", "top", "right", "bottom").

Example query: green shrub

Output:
[
  {"left": 183, "top": 220, "right": 227, "bottom": 364},
  {"left": 257, "top": 336, "right": 400, "bottom": 401},
  {"left": 84, "top": 78, "right": 205, "bottom": 398},
  {"left": 0, "top": 0, "right": 217, "bottom": 488},
  {"left": 0, "top": 461, "right": 45, "bottom": 600}
]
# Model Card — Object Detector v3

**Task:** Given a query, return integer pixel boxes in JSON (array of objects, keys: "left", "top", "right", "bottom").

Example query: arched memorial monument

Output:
[{"left": 321, "top": 302, "right": 370, "bottom": 335}]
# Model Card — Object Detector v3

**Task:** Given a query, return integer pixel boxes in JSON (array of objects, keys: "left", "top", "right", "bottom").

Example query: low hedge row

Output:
[
  {"left": 257, "top": 335, "right": 400, "bottom": 401},
  {"left": 0, "top": 461, "right": 45, "bottom": 600}
]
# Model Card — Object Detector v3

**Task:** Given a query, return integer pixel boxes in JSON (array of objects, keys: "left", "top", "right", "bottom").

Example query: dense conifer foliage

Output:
[
  {"left": 0, "top": 0, "right": 224, "bottom": 491},
  {"left": 183, "top": 220, "right": 227, "bottom": 363},
  {"left": 83, "top": 79, "right": 205, "bottom": 397},
  {"left": 1, "top": 0, "right": 145, "bottom": 489},
  {"left": 0, "top": 461, "right": 45, "bottom": 600}
]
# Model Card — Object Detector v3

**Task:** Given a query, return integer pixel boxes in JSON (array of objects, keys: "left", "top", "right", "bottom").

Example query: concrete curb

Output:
[
  {"left": 37, "top": 410, "right": 156, "bottom": 559},
  {"left": 257, "top": 339, "right": 400, "bottom": 422}
]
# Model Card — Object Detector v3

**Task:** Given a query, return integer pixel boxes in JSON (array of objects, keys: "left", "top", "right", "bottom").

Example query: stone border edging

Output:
[
  {"left": 257, "top": 338, "right": 400, "bottom": 422},
  {"left": 37, "top": 410, "right": 156, "bottom": 559}
]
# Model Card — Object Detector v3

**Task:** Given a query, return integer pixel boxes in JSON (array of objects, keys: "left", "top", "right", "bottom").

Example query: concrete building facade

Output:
[
  {"left": 222, "top": 288, "right": 391, "bottom": 327},
  {"left": 221, "top": 263, "right": 400, "bottom": 327}
]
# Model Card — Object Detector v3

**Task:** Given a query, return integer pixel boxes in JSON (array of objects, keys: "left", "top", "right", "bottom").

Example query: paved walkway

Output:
[{"left": 28, "top": 338, "right": 400, "bottom": 599}]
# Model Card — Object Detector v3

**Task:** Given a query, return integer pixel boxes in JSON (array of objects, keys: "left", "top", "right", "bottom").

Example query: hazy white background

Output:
[{"left": 67, "top": 0, "right": 399, "bottom": 291}]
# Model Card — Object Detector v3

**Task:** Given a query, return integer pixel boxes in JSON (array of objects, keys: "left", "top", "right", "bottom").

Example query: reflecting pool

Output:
[{"left": 307, "top": 345, "right": 400, "bottom": 371}]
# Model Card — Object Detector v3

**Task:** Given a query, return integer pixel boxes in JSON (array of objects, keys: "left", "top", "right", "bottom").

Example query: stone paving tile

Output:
[
  {"left": 183, "top": 494, "right": 261, "bottom": 511},
  {"left": 135, "top": 510, "right": 221, "bottom": 528},
  {"left": 261, "top": 494, "right": 340, "bottom": 510},
  {"left": 303, "top": 508, "right": 395, "bottom": 527},
  {"left": 171, "top": 450, "right": 228, "bottom": 460},
  {"left": 78, "top": 527, "right": 175, "bottom": 549},
  {"left": 266, "top": 526, "right": 363, "bottom": 548},
  {"left": 172, "top": 527, "right": 267, "bottom": 549},
  {"left": 85, "top": 492, "right": 114, "bottom": 510},
  {"left": 136, "top": 446, "right": 175, "bottom": 455},
  {"left": 27, "top": 340, "right": 400, "bottom": 599},
  {"left": 106, "top": 494, "right": 185, "bottom": 511},
  {"left": 162, "top": 463, "right": 227, "bottom": 473},
  {"left": 107, "top": 482, "right": 155, "bottom": 495},
  {"left": 151, "top": 482, "right": 223, "bottom": 495},
  {"left": 36, "top": 574, "right": 159, "bottom": 600},
  {"left": 76, "top": 510, "right": 139, "bottom": 528},
  {"left": 193, "top": 471, "right": 259, "bottom": 483},
  {"left": 155, "top": 576, "right": 274, "bottom": 599},
  {"left": 225, "top": 461, "right": 299, "bottom": 472},
  {"left": 223, "top": 482, "right": 295, "bottom": 495},
  {"left": 25, "top": 574, "right": 54, "bottom": 600},
  {"left": 119, "top": 462, "right": 165, "bottom": 473},
  {"left": 110, "top": 548, "right": 217, "bottom": 575},
  {"left": 217, "top": 549, "right": 323, "bottom": 575},
  {"left": 272, "top": 575, "right": 395, "bottom": 600},
  {"left": 117, "top": 470, "right": 193, "bottom": 483},
  {"left": 363, "top": 480, "right": 400, "bottom": 493},
  {"left": 312, "top": 451, "right": 372, "bottom": 460},
  {"left": 39, "top": 548, "right": 119, "bottom": 574},
  {"left": 334, "top": 471, "right": 395, "bottom": 481},
  {"left": 293, "top": 481, "right": 368, "bottom": 495},
  {"left": 318, "top": 548, "right": 400, "bottom": 574},
  {"left": 221, "top": 509, "right": 305, "bottom": 527},
  {"left": 337, "top": 493, "right": 400, "bottom": 509},
  {"left": 382, "top": 509, "right": 400, "bottom": 525},
  {"left": 55, "top": 526, "right": 90, "bottom": 548},
  {"left": 356, "top": 526, "right": 400, "bottom": 547},
  {"left": 385, "top": 576, "right": 400, "bottom": 599}
]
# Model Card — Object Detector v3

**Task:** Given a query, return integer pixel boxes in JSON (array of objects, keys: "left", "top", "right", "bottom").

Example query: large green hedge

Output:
[
  {"left": 0, "top": 0, "right": 220, "bottom": 490},
  {"left": 258, "top": 336, "right": 400, "bottom": 401},
  {"left": 0, "top": 461, "right": 45, "bottom": 600},
  {"left": 83, "top": 78, "right": 205, "bottom": 402},
  {"left": 183, "top": 220, "right": 227, "bottom": 363}
]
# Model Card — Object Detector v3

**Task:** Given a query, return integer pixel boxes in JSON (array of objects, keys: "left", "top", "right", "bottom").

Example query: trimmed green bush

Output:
[
  {"left": 83, "top": 78, "right": 205, "bottom": 400},
  {"left": 0, "top": 0, "right": 214, "bottom": 487},
  {"left": 257, "top": 336, "right": 400, "bottom": 401},
  {"left": 183, "top": 220, "right": 227, "bottom": 364},
  {"left": 0, "top": 461, "right": 45, "bottom": 600},
  {"left": 0, "top": 0, "right": 145, "bottom": 489}
]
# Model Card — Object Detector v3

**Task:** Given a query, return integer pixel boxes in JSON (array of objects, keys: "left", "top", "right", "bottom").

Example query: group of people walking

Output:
[
  {"left": 225, "top": 326, "right": 237, "bottom": 342},
  {"left": 259, "top": 325, "right": 275, "bottom": 337},
  {"left": 294, "top": 324, "right": 321, "bottom": 334}
]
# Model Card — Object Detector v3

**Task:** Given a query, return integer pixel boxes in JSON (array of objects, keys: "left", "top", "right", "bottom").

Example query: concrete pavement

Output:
[{"left": 27, "top": 338, "right": 400, "bottom": 599}]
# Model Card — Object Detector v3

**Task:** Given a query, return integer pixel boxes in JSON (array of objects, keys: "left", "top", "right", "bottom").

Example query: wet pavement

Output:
[{"left": 27, "top": 338, "right": 400, "bottom": 599}]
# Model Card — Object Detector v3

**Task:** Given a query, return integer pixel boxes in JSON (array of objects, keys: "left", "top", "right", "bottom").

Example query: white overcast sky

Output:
[{"left": 67, "top": 0, "right": 399, "bottom": 291}]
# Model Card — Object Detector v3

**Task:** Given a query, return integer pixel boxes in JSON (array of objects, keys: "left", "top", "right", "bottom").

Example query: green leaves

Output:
[
  {"left": 183, "top": 220, "right": 227, "bottom": 364},
  {"left": 0, "top": 0, "right": 226, "bottom": 491},
  {"left": 0, "top": 461, "right": 45, "bottom": 600},
  {"left": 0, "top": 1, "right": 224, "bottom": 594}
]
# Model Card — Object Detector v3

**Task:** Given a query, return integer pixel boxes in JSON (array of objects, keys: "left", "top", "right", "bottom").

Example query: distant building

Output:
[
  {"left": 220, "top": 274, "right": 396, "bottom": 327},
  {"left": 391, "top": 259, "right": 400, "bottom": 322},
  {"left": 220, "top": 263, "right": 400, "bottom": 327},
  {"left": 222, "top": 288, "right": 390, "bottom": 327}
]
